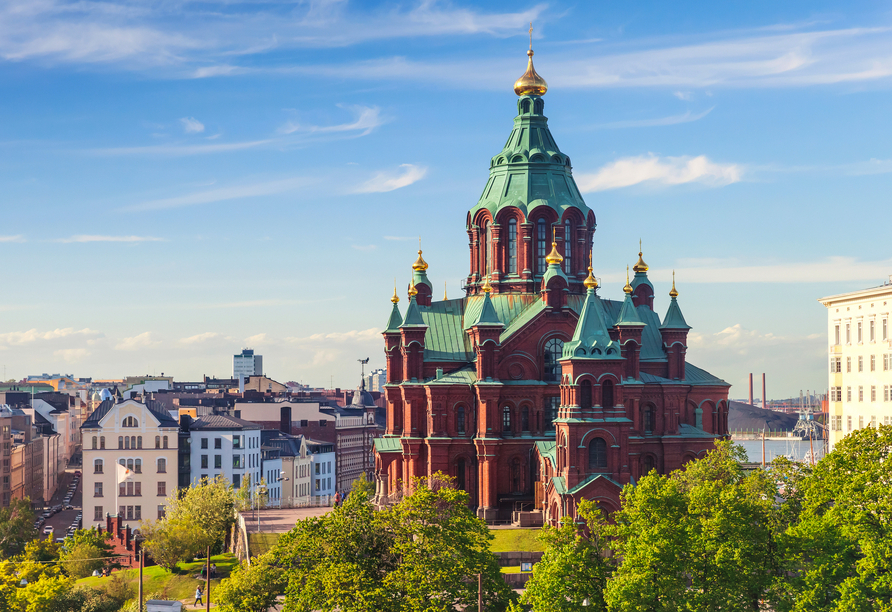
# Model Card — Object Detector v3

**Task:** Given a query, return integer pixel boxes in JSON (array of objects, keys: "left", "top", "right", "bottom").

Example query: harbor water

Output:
[{"left": 735, "top": 438, "right": 827, "bottom": 464}]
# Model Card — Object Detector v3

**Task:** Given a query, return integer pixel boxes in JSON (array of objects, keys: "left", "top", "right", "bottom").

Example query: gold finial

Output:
[
  {"left": 545, "top": 226, "right": 563, "bottom": 265},
  {"left": 583, "top": 252, "right": 598, "bottom": 290},
  {"left": 632, "top": 239, "right": 649, "bottom": 273},
  {"left": 514, "top": 23, "right": 548, "bottom": 97},
  {"left": 391, "top": 279, "right": 399, "bottom": 304},
  {"left": 669, "top": 270, "right": 678, "bottom": 298},
  {"left": 444, "top": 281, "right": 448, "bottom": 301},
  {"left": 408, "top": 277, "right": 418, "bottom": 298},
  {"left": 481, "top": 274, "right": 492, "bottom": 294},
  {"left": 624, "top": 265, "right": 633, "bottom": 294},
  {"left": 413, "top": 248, "right": 428, "bottom": 272}
]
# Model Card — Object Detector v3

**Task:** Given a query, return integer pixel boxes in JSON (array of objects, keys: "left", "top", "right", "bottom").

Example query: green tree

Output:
[
  {"left": 18, "top": 537, "right": 61, "bottom": 564},
  {"left": 16, "top": 574, "right": 73, "bottom": 612},
  {"left": 140, "top": 516, "right": 204, "bottom": 573},
  {"left": 164, "top": 477, "right": 237, "bottom": 553},
  {"left": 519, "top": 500, "right": 613, "bottom": 612},
  {"left": 607, "top": 441, "right": 785, "bottom": 612},
  {"left": 0, "top": 498, "right": 36, "bottom": 559},
  {"left": 785, "top": 424, "right": 892, "bottom": 612},
  {"left": 59, "top": 529, "right": 119, "bottom": 579},
  {"left": 216, "top": 553, "right": 286, "bottom": 612}
]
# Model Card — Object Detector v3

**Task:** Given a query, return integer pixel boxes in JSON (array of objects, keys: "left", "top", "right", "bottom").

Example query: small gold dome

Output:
[
  {"left": 545, "top": 241, "right": 563, "bottom": 265},
  {"left": 413, "top": 250, "right": 428, "bottom": 272},
  {"left": 623, "top": 265, "right": 633, "bottom": 294},
  {"left": 633, "top": 240, "right": 648, "bottom": 273},
  {"left": 391, "top": 282, "right": 400, "bottom": 304},
  {"left": 408, "top": 279, "right": 418, "bottom": 298},
  {"left": 669, "top": 270, "right": 678, "bottom": 298},
  {"left": 583, "top": 266, "right": 598, "bottom": 290},
  {"left": 514, "top": 49, "right": 548, "bottom": 97},
  {"left": 481, "top": 274, "right": 492, "bottom": 293}
]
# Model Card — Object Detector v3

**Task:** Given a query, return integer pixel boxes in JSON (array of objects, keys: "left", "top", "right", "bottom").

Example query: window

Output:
[
  {"left": 157, "top": 505, "right": 165, "bottom": 520},
  {"left": 589, "top": 438, "right": 608, "bottom": 470},
  {"left": 216, "top": 455, "right": 223, "bottom": 469},
  {"left": 847, "top": 387, "right": 852, "bottom": 402},
  {"left": 834, "top": 324, "right": 840, "bottom": 345},
  {"left": 155, "top": 436, "right": 161, "bottom": 449},
  {"left": 563, "top": 219, "right": 572, "bottom": 275},
  {"left": 858, "top": 321, "right": 863, "bottom": 343},
  {"left": 231, "top": 455, "right": 241, "bottom": 469},
  {"left": 134, "top": 459, "right": 141, "bottom": 473},
  {"left": 123, "top": 416, "right": 138, "bottom": 427},
  {"left": 320, "top": 420, "right": 327, "bottom": 427},
  {"left": 870, "top": 320, "right": 876, "bottom": 342},
  {"left": 521, "top": 405, "right": 530, "bottom": 431},
  {"left": 94, "top": 482, "right": 103, "bottom": 497},
  {"left": 100, "top": 436, "right": 105, "bottom": 450},
  {"left": 91, "top": 436, "right": 97, "bottom": 450},
  {"left": 580, "top": 381, "right": 592, "bottom": 410},
  {"left": 233, "top": 435, "right": 242, "bottom": 449},
  {"left": 135, "top": 482, "right": 141, "bottom": 496},
  {"left": 871, "top": 355, "right": 877, "bottom": 372},
  {"left": 457, "top": 406, "right": 466, "bottom": 434},
  {"left": 871, "top": 386, "right": 877, "bottom": 402},
  {"left": 315, "top": 463, "right": 320, "bottom": 475},
  {"left": 601, "top": 380, "right": 615, "bottom": 410},
  {"left": 831, "top": 415, "right": 842, "bottom": 431},
  {"left": 315, "top": 479, "right": 320, "bottom": 492},
  {"left": 831, "top": 357, "right": 841, "bottom": 372},
  {"left": 643, "top": 406, "right": 655, "bottom": 433},
  {"left": 544, "top": 397, "right": 559, "bottom": 431},
  {"left": 859, "top": 386, "right": 864, "bottom": 402},
  {"left": 536, "top": 219, "right": 547, "bottom": 274},
  {"left": 884, "top": 318, "right": 888, "bottom": 341},
  {"left": 119, "top": 436, "right": 124, "bottom": 449},
  {"left": 859, "top": 415, "right": 864, "bottom": 429},
  {"left": 481, "top": 220, "right": 490, "bottom": 279},
  {"left": 847, "top": 357, "right": 852, "bottom": 372},
  {"left": 94, "top": 506, "right": 103, "bottom": 521},
  {"left": 300, "top": 419, "right": 308, "bottom": 427},
  {"left": 201, "top": 455, "right": 208, "bottom": 469},
  {"left": 94, "top": 459, "right": 103, "bottom": 474},
  {"left": 858, "top": 356, "right": 863, "bottom": 372},
  {"left": 502, "top": 406, "right": 512, "bottom": 434},
  {"left": 886, "top": 354, "right": 891, "bottom": 371},
  {"left": 162, "top": 436, "right": 168, "bottom": 449},
  {"left": 847, "top": 416, "right": 852, "bottom": 431},
  {"left": 214, "top": 438, "right": 222, "bottom": 449},
  {"left": 158, "top": 482, "right": 166, "bottom": 496},
  {"left": 886, "top": 385, "right": 891, "bottom": 402},
  {"left": 507, "top": 218, "right": 517, "bottom": 274},
  {"left": 871, "top": 415, "right": 877, "bottom": 428},
  {"left": 137, "top": 436, "right": 142, "bottom": 449},
  {"left": 201, "top": 438, "right": 208, "bottom": 449},
  {"left": 544, "top": 338, "right": 564, "bottom": 382},
  {"left": 846, "top": 323, "right": 851, "bottom": 344},
  {"left": 127, "top": 458, "right": 134, "bottom": 472},
  {"left": 157, "top": 458, "right": 167, "bottom": 473}
]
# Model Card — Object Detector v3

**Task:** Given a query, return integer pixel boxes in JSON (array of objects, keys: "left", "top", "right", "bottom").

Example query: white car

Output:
[{"left": 43, "top": 526, "right": 54, "bottom": 535}]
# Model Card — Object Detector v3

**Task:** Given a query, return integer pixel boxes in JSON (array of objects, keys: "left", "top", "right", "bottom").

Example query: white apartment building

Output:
[
  {"left": 820, "top": 278, "right": 892, "bottom": 451},
  {"left": 188, "top": 415, "right": 262, "bottom": 491},
  {"left": 307, "top": 439, "right": 336, "bottom": 497},
  {"left": 81, "top": 399, "right": 180, "bottom": 528},
  {"left": 233, "top": 349, "right": 263, "bottom": 391}
]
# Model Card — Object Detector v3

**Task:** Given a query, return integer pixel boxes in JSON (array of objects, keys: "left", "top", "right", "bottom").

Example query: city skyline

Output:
[{"left": 2, "top": 1, "right": 892, "bottom": 396}]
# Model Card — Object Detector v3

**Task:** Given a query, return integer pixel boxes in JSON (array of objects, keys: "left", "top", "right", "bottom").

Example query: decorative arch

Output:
[
  {"left": 579, "top": 427, "right": 619, "bottom": 447},
  {"left": 641, "top": 403, "right": 656, "bottom": 433},
  {"left": 588, "top": 437, "right": 608, "bottom": 470}
]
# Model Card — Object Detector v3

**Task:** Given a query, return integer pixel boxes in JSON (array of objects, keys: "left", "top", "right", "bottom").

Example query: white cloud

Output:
[
  {"left": 576, "top": 154, "right": 742, "bottom": 192},
  {"left": 0, "top": 327, "right": 100, "bottom": 345},
  {"left": 592, "top": 107, "right": 714, "bottom": 129},
  {"left": 353, "top": 164, "right": 428, "bottom": 193},
  {"left": 91, "top": 138, "right": 277, "bottom": 157},
  {"left": 0, "top": 235, "right": 25, "bottom": 243},
  {"left": 54, "top": 348, "right": 89, "bottom": 363},
  {"left": 674, "top": 91, "right": 693, "bottom": 101},
  {"left": 180, "top": 117, "right": 205, "bottom": 133},
  {"left": 115, "top": 332, "right": 160, "bottom": 351},
  {"left": 58, "top": 235, "right": 166, "bottom": 243},
  {"left": 286, "top": 328, "right": 381, "bottom": 344},
  {"left": 277, "top": 105, "right": 383, "bottom": 136},
  {"left": 180, "top": 332, "right": 221, "bottom": 344},
  {"left": 244, "top": 333, "right": 268, "bottom": 345}
]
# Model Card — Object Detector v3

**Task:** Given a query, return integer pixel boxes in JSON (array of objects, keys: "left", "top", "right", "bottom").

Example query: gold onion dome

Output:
[
  {"left": 545, "top": 241, "right": 563, "bottom": 265},
  {"left": 413, "top": 250, "right": 428, "bottom": 271},
  {"left": 391, "top": 282, "right": 400, "bottom": 304},
  {"left": 669, "top": 270, "right": 678, "bottom": 298},
  {"left": 584, "top": 266, "right": 598, "bottom": 290},
  {"left": 514, "top": 25, "right": 548, "bottom": 96},
  {"left": 623, "top": 266, "right": 633, "bottom": 294},
  {"left": 481, "top": 275, "right": 492, "bottom": 293},
  {"left": 633, "top": 240, "right": 648, "bottom": 273},
  {"left": 408, "top": 279, "right": 418, "bottom": 298}
]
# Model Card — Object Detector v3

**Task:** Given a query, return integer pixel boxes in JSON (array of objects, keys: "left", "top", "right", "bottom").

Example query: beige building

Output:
[
  {"left": 820, "top": 278, "right": 892, "bottom": 451},
  {"left": 82, "top": 399, "right": 179, "bottom": 528}
]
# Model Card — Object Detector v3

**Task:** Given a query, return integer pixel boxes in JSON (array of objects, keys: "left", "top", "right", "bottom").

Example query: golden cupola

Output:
[
  {"left": 514, "top": 24, "right": 548, "bottom": 96},
  {"left": 412, "top": 249, "right": 428, "bottom": 271},
  {"left": 633, "top": 240, "right": 649, "bottom": 273}
]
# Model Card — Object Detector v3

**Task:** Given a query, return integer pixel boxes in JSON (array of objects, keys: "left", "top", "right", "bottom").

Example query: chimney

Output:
[
  {"left": 749, "top": 373, "right": 754, "bottom": 406},
  {"left": 762, "top": 373, "right": 767, "bottom": 409}
]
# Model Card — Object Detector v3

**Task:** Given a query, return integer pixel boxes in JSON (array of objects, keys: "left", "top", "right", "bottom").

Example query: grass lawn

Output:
[
  {"left": 489, "top": 529, "right": 545, "bottom": 553},
  {"left": 248, "top": 532, "right": 280, "bottom": 557},
  {"left": 76, "top": 553, "right": 238, "bottom": 605}
]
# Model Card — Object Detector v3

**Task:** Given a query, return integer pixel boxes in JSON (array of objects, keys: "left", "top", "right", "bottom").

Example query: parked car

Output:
[
  {"left": 43, "top": 526, "right": 54, "bottom": 535},
  {"left": 55, "top": 537, "right": 65, "bottom": 544},
  {"left": 74, "top": 471, "right": 81, "bottom": 477}
]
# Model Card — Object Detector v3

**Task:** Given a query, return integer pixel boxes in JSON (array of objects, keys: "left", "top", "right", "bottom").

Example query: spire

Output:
[
  {"left": 633, "top": 239, "right": 649, "bottom": 273},
  {"left": 481, "top": 272, "right": 492, "bottom": 293},
  {"left": 563, "top": 286, "right": 618, "bottom": 359},
  {"left": 661, "top": 274, "right": 691, "bottom": 330},
  {"left": 514, "top": 23, "right": 548, "bottom": 97},
  {"left": 391, "top": 279, "right": 399, "bottom": 304},
  {"left": 408, "top": 277, "right": 418, "bottom": 298},
  {"left": 385, "top": 280, "right": 403, "bottom": 332},
  {"left": 623, "top": 265, "right": 632, "bottom": 294},
  {"left": 443, "top": 281, "right": 448, "bottom": 301},
  {"left": 412, "top": 248, "right": 428, "bottom": 272},
  {"left": 669, "top": 270, "right": 678, "bottom": 298},
  {"left": 473, "top": 290, "right": 503, "bottom": 327},
  {"left": 401, "top": 292, "right": 426, "bottom": 327},
  {"left": 616, "top": 287, "right": 645, "bottom": 327}
]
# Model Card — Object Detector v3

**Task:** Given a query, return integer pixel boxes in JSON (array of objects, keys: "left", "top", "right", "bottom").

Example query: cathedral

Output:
[{"left": 373, "top": 43, "right": 730, "bottom": 525}]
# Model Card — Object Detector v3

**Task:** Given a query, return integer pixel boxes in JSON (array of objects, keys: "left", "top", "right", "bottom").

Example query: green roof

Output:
[
  {"left": 374, "top": 437, "right": 402, "bottom": 453},
  {"left": 472, "top": 292, "right": 503, "bottom": 327},
  {"left": 468, "top": 96, "right": 590, "bottom": 225},
  {"left": 535, "top": 441, "right": 556, "bottom": 469},
  {"left": 424, "top": 366, "right": 477, "bottom": 385},
  {"left": 563, "top": 289, "right": 619, "bottom": 359},
  {"left": 401, "top": 296, "right": 426, "bottom": 327},
  {"left": 660, "top": 297, "right": 690, "bottom": 330},
  {"left": 630, "top": 270, "right": 654, "bottom": 294},
  {"left": 616, "top": 292, "right": 645, "bottom": 326},
  {"left": 384, "top": 302, "right": 402, "bottom": 333}
]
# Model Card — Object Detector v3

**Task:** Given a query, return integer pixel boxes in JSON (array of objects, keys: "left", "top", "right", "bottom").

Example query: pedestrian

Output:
[
  {"left": 210, "top": 563, "right": 217, "bottom": 578},
  {"left": 333, "top": 491, "right": 341, "bottom": 507},
  {"left": 194, "top": 585, "right": 203, "bottom": 606}
]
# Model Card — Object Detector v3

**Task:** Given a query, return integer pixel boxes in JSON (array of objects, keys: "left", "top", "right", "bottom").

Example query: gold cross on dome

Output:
[{"left": 529, "top": 22, "right": 533, "bottom": 50}]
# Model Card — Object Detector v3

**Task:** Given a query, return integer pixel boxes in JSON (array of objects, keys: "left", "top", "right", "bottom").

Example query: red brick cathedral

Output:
[{"left": 373, "top": 45, "right": 730, "bottom": 525}]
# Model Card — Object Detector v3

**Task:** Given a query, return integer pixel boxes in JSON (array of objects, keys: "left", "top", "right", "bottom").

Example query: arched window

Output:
[
  {"left": 521, "top": 405, "right": 530, "bottom": 431},
  {"left": 507, "top": 218, "right": 517, "bottom": 274},
  {"left": 564, "top": 219, "right": 573, "bottom": 275},
  {"left": 162, "top": 436, "right": 168, "bottom": 449},
  {"left": 536, "top": 219, "right": 547, "bottom": 274},
  {"left": 127, "top": 458, "right": 134, "bottom": 471},
  {"left": 119, "top": 458, "right": 125, "bottom": 467},
  {"left": 456, "top": 406, "right": 466, "bottom": 434},
  {"left": 135, "top": 459, "right": 142, "bottom": 473},
  {"left": 641, "top": 455, "right": 656, "bottom": 476},
  {"left": 481, "top": 221, "right": 490, "bottom": 279},
  {"left": 100, "top": 436, "right": 105, "bottom": 450},
  {"left": 119, "top": 436, "right": 124, "bottom": 449},
  {"left": 502, "top": 406, "right": 512, "bottom": 434},
  {"left": 544, "top": 338, "right": 564, "bottom": 382},
  {"left": 91, "top": 436, "right": 97, "bottom": 450},
  {"left": 155, "top": 436, "right": 160, "bottom": 449},
  {"left": 643, "top": 406, "right": 655, "bottom": 433},
  {"left": 456, "top": 458, "right": 467, "bottom": 492},
  {"left": 157, "top": 458, "right": 167, "bottom": 473},
  {"left": 589, "top": 438, "right": 608, "bottom": 470},
  {"left": 580, "top": 380, "right": 592, "bottom": 410},
  {"left": 94, "top": 459, "right": 103, "bottom": 474},
  {"left": 602, "top": 380, "right": 614, "bottom": 409},
  {"left": 122, "top": 416, "right": 138, "bottom": 427}
]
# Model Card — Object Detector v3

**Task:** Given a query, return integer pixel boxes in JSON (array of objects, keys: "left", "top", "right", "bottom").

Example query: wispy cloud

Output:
[
  {"left": 353, "top": 164, "right": 427, "bottom": 193},
  {"left": 592, "top": 107, "right": 714, "bottom": 129},
  {"left": 277, "top": 106, "right": 384, "bottom": 136},
  {"left": 180, "top": 117, "right": 205, "bottom": 133},
  {"left": 576, "top": 154, "right": 741, "bottom": 192},
  {"left": 90, "top": 138, "right": 277, "bottom": 157},
  {"left": 179, "top": 332, "right": 221, "bottom": 344},
  {"left": 54, "top": 348, "right": 90, "bottom": 363},
  {"left": 123, "top": 177, "right": 318, "bottom": 212},
  {"left": 0, "top": 327, "right": 100, "bottom": 345},
  {"left": 57, "top": 235, "right": 166, "bottom": 243},
  {"left": 0, "top": 235, "right": 25, "bottom": 243},
  {"left": 115, "top": 332, "right": 160, "bottom": 351}
]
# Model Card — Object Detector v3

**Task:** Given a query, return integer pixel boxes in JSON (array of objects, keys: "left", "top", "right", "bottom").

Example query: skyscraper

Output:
[{"left": 233, "top": 349, "right": 263, "bottom": 392}]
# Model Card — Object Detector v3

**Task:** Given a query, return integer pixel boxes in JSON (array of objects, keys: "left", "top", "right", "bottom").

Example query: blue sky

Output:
[{"left": 1, "top": 0, "right": 891, "bottom": 398}]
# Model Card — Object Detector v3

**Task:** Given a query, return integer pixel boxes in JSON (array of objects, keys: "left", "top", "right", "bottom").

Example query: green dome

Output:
[{"left": 469, "top": 95, "right": 591, "bottom": 224}]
